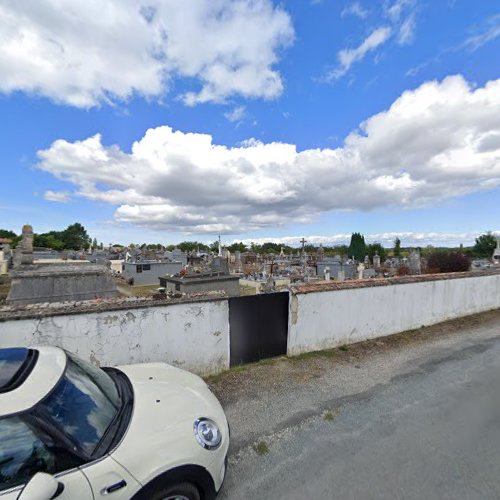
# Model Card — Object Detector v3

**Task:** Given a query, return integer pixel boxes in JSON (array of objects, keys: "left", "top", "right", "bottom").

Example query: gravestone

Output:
[
  {"left": 373, "top": 252, "right": 381, "bottom": 269},
  {"left": 357, "top": 263, "right": 365, "bottom": 280},
  {"left": 493, "top": 238, "right": 500, "bottom": 265},
  {"left": 13, "top": 225, "right": 34, "bottom": 268},
  {"left": 408, "top": 250, "right": 421, "bottom": 274},
  {"left": 324, "top": 266, "right": 331, "bottom": 281},
  {"left": 7, "top": 224, "right": 118, "bottom": 305}
]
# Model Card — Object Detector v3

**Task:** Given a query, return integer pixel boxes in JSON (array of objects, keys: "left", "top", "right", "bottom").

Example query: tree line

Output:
[
  {"left": 0, "top": 226, "right": 497, "bottom": 259},
  {"left": 1, "top": 224, "right": 90, "bottom": 251}
]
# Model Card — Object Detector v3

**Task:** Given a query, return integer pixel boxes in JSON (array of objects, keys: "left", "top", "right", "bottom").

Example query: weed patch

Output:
[
  {"left": 254, "top": 441, "right": 269, "bottom": 455},
  {"left": 323, "top": 409, "right": 340, "bottom": 422}
]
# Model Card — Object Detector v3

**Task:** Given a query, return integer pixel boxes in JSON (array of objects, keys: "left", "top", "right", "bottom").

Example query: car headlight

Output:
[{"left": 193, "top": 418, "right": 222, "bottom": 450}]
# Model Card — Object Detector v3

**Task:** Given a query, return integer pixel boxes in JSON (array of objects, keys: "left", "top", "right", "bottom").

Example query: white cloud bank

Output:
[
  {"left": 38, "top": 75, "right": 500, "bottom": 234},
  {"left": 235, "top": 232, "right": 500, "bottom": 248},
  {"left": 0, "top": 0, "right": 294, "bottom": 107}
]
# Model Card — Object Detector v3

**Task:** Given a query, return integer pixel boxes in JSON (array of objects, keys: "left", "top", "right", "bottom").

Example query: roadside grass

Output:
[
  {"left": 323, "top": 409, "right": 340, "bottom": 422},
  {"left": 206, "top": 346, "right": 345, "bottom": 383},
  {"left": 289, "top": 348, "right": 338, "bottom": 362},
  {"left": 205, "top": 314, "right": 497, "bottom": 386},
  {"left": 253, "top": 441, "right": 270, "bottom": 455}
]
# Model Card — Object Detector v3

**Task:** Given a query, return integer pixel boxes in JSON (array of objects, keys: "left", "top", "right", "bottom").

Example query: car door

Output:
[
  {"left": 0, "top": 469, "right": 93, "bottom": 500},
  {"left": 80, "top": 455, "right": 142, "bottom": 499},
  {"left": 0, "top": 416, "right": 93, "bottom": 499}
]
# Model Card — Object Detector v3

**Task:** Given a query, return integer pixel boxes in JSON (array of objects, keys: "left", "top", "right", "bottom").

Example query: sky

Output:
[{"left": 1, "top": 0, "right": 499, "bottom": 248}]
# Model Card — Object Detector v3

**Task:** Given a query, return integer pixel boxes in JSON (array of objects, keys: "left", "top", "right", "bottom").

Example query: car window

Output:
[
  {"left": 0, "top": 416, "right": 55, "bottom": 491},
  {"left": 37, "top": 354, "right": 120, "bottom": 456}
]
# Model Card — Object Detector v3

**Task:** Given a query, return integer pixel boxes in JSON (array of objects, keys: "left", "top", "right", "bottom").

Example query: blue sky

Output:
[{"left": 0, "top": 0, "right": 499, "bottom": 247}]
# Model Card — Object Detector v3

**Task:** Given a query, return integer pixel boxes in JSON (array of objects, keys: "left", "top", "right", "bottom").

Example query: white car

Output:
[{"left": 0, "top": 346, "right": 229, "bottom": 500}]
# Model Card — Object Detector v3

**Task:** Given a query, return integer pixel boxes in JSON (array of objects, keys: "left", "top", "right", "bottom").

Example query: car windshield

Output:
[{"left": 37, "top": 353, "right": 121, "bottom": 456}]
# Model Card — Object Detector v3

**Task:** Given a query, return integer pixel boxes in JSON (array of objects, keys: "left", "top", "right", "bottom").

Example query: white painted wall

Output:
[
  {"left": 2, "top": 274, "right": 499, "bottom": 373},
  {"left": 288, "top": 274, "right": 500, "bottom": 355},
  {"left": 0, "top": 300, "right": 229, "bottom": 375}
]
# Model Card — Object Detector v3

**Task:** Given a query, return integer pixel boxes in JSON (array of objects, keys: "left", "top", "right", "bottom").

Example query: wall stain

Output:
[{"left": 103, "top": 315, "right": 119, "bottom": 325}]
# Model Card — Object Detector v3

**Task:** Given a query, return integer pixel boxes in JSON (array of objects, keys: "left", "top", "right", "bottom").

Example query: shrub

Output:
[{"left": 426, "top": 252, "right": 471, "bottom": 273}]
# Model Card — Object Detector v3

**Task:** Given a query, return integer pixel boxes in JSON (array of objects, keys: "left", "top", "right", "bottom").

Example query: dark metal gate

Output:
[{"left": 229, "top": 292, "right": 289, "bottom": 366}]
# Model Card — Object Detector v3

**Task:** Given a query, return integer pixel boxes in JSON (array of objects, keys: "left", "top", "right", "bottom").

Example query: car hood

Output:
[{"left": 109, "top": 363, "right": 228, "bottom": 483}]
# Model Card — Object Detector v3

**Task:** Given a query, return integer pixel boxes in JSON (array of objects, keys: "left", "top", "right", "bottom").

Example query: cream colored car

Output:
[{"left": 0, "top": 346, "right": 229, "bottom": 500}]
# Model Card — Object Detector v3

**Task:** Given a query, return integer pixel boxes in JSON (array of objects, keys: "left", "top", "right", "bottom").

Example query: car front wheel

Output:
[{"left": 149, "top": 481, "right": 201, "bottom": 500}]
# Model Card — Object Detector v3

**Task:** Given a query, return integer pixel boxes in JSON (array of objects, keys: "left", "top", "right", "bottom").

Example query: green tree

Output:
[
  {"left": 227, "top": 242, "right": 248, "bottom": 253},
  {"left": 250, "top": 242, "right": 262, "bottom": 253},
  {"left": 261, "top": 242, "right": 282, "bottom": 254},
  {"left": 177, "top": 241, "right": 209, "bottom": 252},
  {"left": 34, "top": 233, "right": 65, "bottom": 250},
  {"left": 324, "top": 245, "right": 348, "bottom": 257},
  {"left": 207, "top": 240, "right": 219, "bottom": 253},
  {"left": 393, "top": 237, "right": 401, "bottom": 257},
  {"left": 347, "top": 233, "right": 366, "bottom": 261},
  {"left": 0, "top": 229, "right": 17, "bottom": 239},
  {"left": 92, "top": 238, "right": 98, "bottom": 249},
  {"left": 59, "top": 223, "right": 90, "bottom": 250},
  {"left": 367, "top": 242, "right": 386, "bottom": 261},
  {"left": 473, "top": 232, "right": 497, "bottom": 258}
]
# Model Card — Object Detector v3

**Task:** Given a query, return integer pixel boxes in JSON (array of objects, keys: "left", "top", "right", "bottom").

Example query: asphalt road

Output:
[{"left": 212, "top": 310, "right": 500, "bottom": 500}]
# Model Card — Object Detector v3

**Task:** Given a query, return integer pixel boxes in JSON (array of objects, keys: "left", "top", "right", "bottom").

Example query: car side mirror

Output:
[{"left": 18, "top": 472, "right": 64, "bottom": 500}]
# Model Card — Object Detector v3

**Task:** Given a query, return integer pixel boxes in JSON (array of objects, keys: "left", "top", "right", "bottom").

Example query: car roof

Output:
[
  {"left": 0, "top": 347, "right": 32, "bottom": 392},
  {"left": 0, "top": 346, "right": 67, "bottom": 418}
]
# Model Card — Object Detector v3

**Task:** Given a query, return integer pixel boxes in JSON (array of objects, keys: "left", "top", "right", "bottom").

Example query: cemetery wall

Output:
[
  {"left": 0, "top": 299, "right": 229, "bottom": 375},
  {"left": 1, "top": 271, "right": 499, "bottom": 375},
  {"left": 288, "top": 273, "right": 500, "bottom": 355}
]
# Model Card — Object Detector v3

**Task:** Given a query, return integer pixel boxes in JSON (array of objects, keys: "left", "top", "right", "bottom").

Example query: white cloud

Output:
[
  {"left": 224, "top": 106, "right": 247, "bottom": 123},
  {"left": 385, "top": 0, "right": 418, "bottom": 46},
  {"left": 327, "top": 27, "right": 392, "bottom": 80},
  {"left": 330, "top": 0, "right": 418, "bottom": 81},
  {"left": 235, "top": 231, "right": 500, "bottom": 248},
  {"left": 341, "top": 2, "right": 369, "bottom": 20},
  {"left": 398, "top": 13, "right": 417, "bottom": 44},
  {"left": 0, "top": 0, "right": 294, "bottom": 108},
  {"left": 36, "top": 75, "right": 500, "bottom": 235},
  {"left": 461, "top": 14, "right": 500, "bottom": 52},
  {"left": 384, "top": 0, "right": 416, "bottom": 22},
  {"left": 43, "top": 190, "right": 71, "bottom": 203}
]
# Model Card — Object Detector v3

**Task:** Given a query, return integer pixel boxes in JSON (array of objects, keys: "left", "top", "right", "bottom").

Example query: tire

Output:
[{"left": 148, "top": 481, "right": 201, "bottom": 500}]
